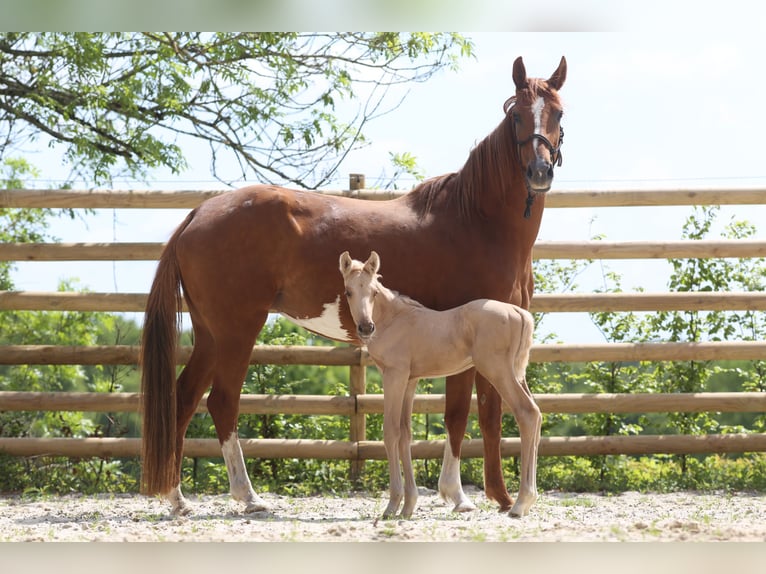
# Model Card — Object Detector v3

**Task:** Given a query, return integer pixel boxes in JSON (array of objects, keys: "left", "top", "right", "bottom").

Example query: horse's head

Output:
[
  {"left": 339, "top": 250, "right": 381, "bottom": 342},
  {"left": 505, "top": 56, "right": 567, "bottom": 200}
]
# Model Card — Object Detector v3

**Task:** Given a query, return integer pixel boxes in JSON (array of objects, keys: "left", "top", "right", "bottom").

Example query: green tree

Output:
[{"left": 0, "top": 32, "right": 473, "bottom": 186}]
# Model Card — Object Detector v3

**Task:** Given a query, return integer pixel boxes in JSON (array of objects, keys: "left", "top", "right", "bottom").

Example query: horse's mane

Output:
[
  {"left": 358, "top": 268, "right": 425, "bottom": 310},
  {"left": 381, "top": 281, "right": 426, "bottom": 310},
  {"left": 407, "top": 78, "right": 559, "bottom": 220}
]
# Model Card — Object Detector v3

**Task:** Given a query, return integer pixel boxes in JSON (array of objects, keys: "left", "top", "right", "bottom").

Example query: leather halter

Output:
[{"left": 504, "top": 97, "right": 565, "bottom": 218}]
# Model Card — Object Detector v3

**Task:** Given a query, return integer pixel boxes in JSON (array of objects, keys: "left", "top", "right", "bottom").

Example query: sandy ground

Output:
[{"left": 1, "top": 486, "right": 765, "bottom": 542}]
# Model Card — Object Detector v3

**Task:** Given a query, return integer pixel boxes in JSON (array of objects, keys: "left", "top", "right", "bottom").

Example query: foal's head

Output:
[
  {"left": 506, "top": 56, "right": 567, "bottom": 193},
  {"left": 339, "top": 251, "right": 381, "bottom": 342}
]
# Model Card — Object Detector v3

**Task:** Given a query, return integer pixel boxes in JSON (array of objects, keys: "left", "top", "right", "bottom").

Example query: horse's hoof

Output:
[
  {"left": 497, "top": 501, "right": 513, "bottom": 513},
  {"left": 452, "top": 500, "right": 477, "bottom": 513},
  {"left": 244, "top": 500, "right": 270, "bottom": 514},
  {"left": 509, "top": 502, "right": 533, "bottom": 518},
  {"left": 382, "top": 507, "right": 399, "bottom": 520},
  {"left": 171, "top": 504, "right": 192, "bottom": 517}
]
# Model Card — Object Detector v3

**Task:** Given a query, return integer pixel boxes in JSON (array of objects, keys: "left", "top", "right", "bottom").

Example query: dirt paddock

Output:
[{"left": 1, "top": 486, "right": 765, "bottom": 542}]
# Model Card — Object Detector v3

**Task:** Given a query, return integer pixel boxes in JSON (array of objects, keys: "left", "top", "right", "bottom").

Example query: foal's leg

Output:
[
  {"left": 511, "top": 376, "right": 542, "bottom": 517},
  {"left": 381, "top": 369, "right": 409, "bottom": 518},
  {"left": 399, "top": 378, "right": 419, "bottom": 518},
  {"left": 489, "top": 372, "right": 541, "bottom": 518},
  {"left": 440, "top": 370, "right": 476, "bottom": 512},
  {"left": 207, "top": 321, "right": 270, "bottom": 514}
]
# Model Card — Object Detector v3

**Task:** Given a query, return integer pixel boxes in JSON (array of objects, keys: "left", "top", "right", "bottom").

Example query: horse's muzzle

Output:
[
  {"left": 525, "top": 157, "right": 554, "bottom": 192},
  {"left": 357, "top": 321, "right": 375, "bottom": 340}
]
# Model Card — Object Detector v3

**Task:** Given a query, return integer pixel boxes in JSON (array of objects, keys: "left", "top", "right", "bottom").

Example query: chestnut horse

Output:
[
  {"left": 339, "top": 251, "right": 539, "bottom": 519},
  {"left": 141, "top": 55, "right": 566, "bottom": 516}
]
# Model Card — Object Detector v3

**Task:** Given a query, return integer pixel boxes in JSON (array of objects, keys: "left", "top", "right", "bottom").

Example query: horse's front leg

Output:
[
  {"left": 476, "top": 373, "right": 513, "bottom": 511},
  {"left": 381, "top": 369, "right": 409, "bottom": 518},
  {"left": 399, "top": 378, "right": 420, "bottom": 518},
  {"left": 507, "top": 376, "right": 541, "bottom": 518}
]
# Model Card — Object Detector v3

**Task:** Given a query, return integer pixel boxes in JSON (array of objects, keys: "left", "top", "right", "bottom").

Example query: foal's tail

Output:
[
  {"left": 513, "top": 307, "right": 535, "bottom": 378},
  {"left": 140, "top": 210, "right": 194, "bottom": 495}
]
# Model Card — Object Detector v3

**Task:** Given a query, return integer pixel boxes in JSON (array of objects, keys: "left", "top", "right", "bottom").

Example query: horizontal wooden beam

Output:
[
  {"left": 2, "top": 391, "right": 763, "bottom": 416},
  {"left": 533, "top": 239, "right": 766, "bottom": 260},
  {"left": 1, "top": 433, "right": 764, "bottom": 459},
  {"left": 3, "top": 188, "right": 766, "bottom": 209},
  {"left": 1, "top": 340, "right": 765, "bottom": 366},
  {"left": 0, "top": 344, "right": 367, "bottom": 366},
  {"left": 5, "top": 290, "right": 766, "bottom": 313},
  {"left": 3, "top": 239, "right": 766, "bottom": 262}
]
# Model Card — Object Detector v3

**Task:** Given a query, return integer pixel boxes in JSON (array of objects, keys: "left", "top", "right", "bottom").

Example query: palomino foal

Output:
[{"left": 339, "top": 251, "right": 541, "bottom": 518}]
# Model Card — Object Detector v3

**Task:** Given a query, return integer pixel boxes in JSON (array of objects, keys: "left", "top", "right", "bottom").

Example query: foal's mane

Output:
[
  {"left": 407, "top": 78, "right": 560, "bottom": 220},
  {"left": 382, "top": 280, "right": 426, "bottom": 310},
  {"left": 347, "top": 260, "right": 426, "bottom": 310}
]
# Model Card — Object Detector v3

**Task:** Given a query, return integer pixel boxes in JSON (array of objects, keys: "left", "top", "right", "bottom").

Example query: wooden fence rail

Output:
[
  {"left": 3, "top": 390, "right": 765, "bottom": 415},
  {"left": 5, "top": 290, "right": 766, "bottom": 313},
  {"left": 2, "top": 341, "right": 766, "bottom": 365},
  {"left": 4, "top": 187, "right": 766, "bottom": 208},
  {"left": 3, "top": 434, "right": 765, "bottom": 459},
  {"left": 2, "top": 187, "right": 765, "bottom": 465},
  {"left": 4, "top": 239, "right": 766, "bottom": 261}
]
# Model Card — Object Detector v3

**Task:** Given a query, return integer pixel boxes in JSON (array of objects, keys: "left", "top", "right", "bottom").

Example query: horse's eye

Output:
[
  {"left": 344, "top": 290, "right": 352, "bottom": 298},
  {"left": 372, "top": 289, "right": 378, "bottom": 298},
  {"left": 512, "top": 112, "right": 521, "bottom": 123}
]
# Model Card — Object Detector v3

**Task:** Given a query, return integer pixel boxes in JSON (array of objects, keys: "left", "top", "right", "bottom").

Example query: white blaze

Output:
[{"left": 531, "top": 96, "right": 545, "bottom": 159}]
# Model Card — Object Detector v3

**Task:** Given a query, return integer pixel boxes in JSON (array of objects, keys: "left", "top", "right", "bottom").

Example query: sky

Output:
[{"left": 9, "top": 30, "right": 766, "bottom": 343}]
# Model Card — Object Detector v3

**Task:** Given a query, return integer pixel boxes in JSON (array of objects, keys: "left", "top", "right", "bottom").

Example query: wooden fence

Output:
[{"left": 2, "top": 187, "right": 766, "bottom": 468}]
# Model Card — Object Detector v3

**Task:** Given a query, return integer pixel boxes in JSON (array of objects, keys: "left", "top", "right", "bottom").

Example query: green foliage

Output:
[
  {"left": 536, "top": 453, "right": 766, "bottom": 493},
  {"left": 0, "top": 32, "right": 473, "bottom": 187}
]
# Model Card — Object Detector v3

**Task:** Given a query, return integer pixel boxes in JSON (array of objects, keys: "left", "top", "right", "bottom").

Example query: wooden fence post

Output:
[
  {"left": 348, "top": 360, "right": 367, "bottom": 482},
  {"left": 349, "top": 173, "right": 365, "bottom": 191}
]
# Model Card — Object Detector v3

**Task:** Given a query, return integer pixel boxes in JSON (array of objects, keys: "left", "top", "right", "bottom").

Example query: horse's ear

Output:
[
  {"left": 512, "top": 56, "right": 527, "bottom": 89},
  {"left": 339, "top": 251, "right": 353, "bottom": 275},
  {"left": 364, "top": 251, "right": 381, "bottom": 276},
  {"left": 547, "top": 56, "right": 567, "bottom": 91}
]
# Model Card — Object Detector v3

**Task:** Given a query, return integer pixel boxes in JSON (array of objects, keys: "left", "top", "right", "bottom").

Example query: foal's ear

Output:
[
  {"left": 364, "top": 251, "right": 381, "bottom": 276},
  {"left": 339, "top": 251, "right": 353, "bottom": 275},
  {"left": 512, "top": 56, "right": 527, "bottom": 90},
  {"left": 547, "top": 56, "right": 567, "bottom": 91}
]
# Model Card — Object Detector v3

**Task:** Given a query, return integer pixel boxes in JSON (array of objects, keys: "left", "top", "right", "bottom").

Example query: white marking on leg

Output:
[
  {"left": 221, "top": 432, "right": 270, "bottom": 513},
  {"left": 165, "top": 484, "right": 191, "bottom": 516},
  {"left": 280, "top": 296, "right": 352, "bottom": 341},
  {"left": 438, "top": 442, "right": 476, "bottom": 512}
]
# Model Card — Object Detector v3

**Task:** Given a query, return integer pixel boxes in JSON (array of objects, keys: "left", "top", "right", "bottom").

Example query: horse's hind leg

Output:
[
  {"left": 167, "top": 324, "right": 217, "bottom": 516},
  {"left": 440, "top": 370, "right": 476, "bottom": 512},
  {"left": 509, "top": 376, "right": 541, "bottom": 518},
  {"left": 206, "top": 316, "right": 269, "bottom": 513}
]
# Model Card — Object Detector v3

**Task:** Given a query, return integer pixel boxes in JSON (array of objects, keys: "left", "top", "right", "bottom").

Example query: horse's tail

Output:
[
  {"left": 140, "top": 210, "right": 194, "bottom": 495},
  {"left": 512, "top": 307, "right": 535, "bottom": 378}
]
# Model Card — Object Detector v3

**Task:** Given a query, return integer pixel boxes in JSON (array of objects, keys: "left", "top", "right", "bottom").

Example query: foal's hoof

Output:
[
  {"left": 452, "top": 500, "right": 477, "bottom": 513},
  {"left": 509, "top": 497, "right": 536, "bottom": 518},
  {"left": 244, "top": 500, "right": 270, "bottom": 514}
]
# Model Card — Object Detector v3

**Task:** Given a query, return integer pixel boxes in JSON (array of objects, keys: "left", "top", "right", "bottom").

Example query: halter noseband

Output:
[{"left": 504, "top": 97, "right": 565, "bottom": 218}]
